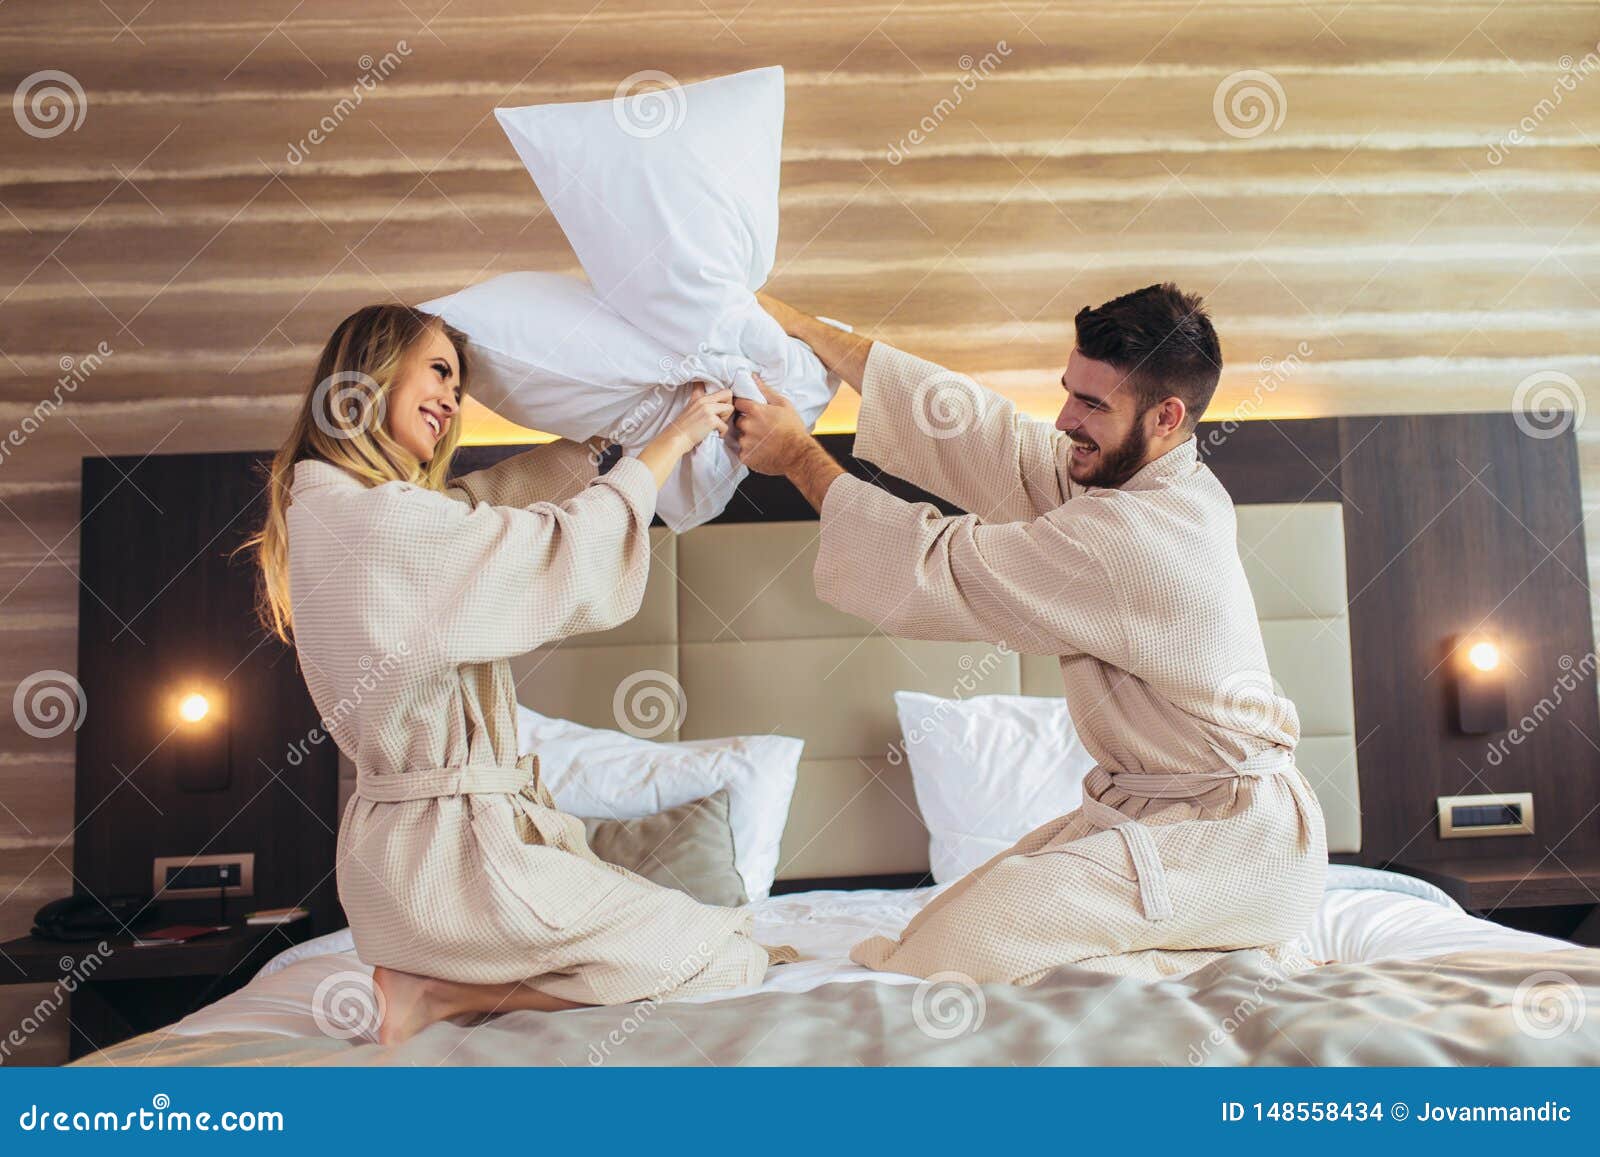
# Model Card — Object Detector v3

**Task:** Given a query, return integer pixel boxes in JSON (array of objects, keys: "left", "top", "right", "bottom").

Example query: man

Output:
[{"left": 733, "top": 283, "right": 1327, "bottom": 983}]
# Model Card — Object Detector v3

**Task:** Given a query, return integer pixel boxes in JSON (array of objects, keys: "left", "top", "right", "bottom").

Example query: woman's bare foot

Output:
[
  {"left": 371, "top": 965, "right": 588, "bottom": 1047},
  {"left": 372, "top": 965, "right": 453, "bottom": 1046}
]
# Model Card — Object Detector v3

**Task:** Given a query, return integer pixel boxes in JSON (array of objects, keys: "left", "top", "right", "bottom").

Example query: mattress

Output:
[{"left": 167, "top": 865, "right": 1575, "bottom": 1043}]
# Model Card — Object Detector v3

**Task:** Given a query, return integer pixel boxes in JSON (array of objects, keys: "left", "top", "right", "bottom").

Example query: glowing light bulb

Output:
[
  {"left": 1466, "top": 642, "right": 1500, "bottom": 672},
  {"left": 178, "top": 692, "right": 210, "bottom": 723}
]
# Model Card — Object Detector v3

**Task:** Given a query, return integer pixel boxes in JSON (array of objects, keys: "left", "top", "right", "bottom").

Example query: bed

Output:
[
  {"left": 69, "top": 498, "right": 1600, "bottom": 1066},
  {"left": 75, "top": 867, "right": 1598, "bottom": 1065}
]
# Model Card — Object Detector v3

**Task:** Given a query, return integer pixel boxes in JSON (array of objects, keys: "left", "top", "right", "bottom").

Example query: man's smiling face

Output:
[{"left": 1054, "top": 349, "right": 1158, "bottom": 489}]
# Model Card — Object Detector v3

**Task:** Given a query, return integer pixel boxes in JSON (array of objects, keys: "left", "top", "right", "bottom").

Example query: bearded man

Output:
[{"left": 732, "top": 283, "right": 1326, "bottom": 982}]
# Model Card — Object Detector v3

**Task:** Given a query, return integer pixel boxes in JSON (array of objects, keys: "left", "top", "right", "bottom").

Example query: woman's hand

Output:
[
  {"left": 635, "top": 386, "right": 734, "bottom": 489},
  {"left": 664, "top": 386, "right": 735, "bottom": 448}
]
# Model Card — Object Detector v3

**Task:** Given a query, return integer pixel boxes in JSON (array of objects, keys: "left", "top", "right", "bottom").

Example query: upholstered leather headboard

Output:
[{"left": 337, "top": 501, "right": 1360, "bottom": 879}]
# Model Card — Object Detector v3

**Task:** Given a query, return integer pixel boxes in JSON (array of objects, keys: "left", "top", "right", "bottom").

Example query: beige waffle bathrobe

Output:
[
  {"left": 818, "top": 344, "right": 1329, "bottom": 983},
  {"left": 287, "top": 443, "right": 786, "bottom": 1004}
]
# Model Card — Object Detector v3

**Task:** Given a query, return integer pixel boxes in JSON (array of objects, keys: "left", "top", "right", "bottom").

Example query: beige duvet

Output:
[{"left": 75, "top": 947, "right": 1600, "bottom": 1066}]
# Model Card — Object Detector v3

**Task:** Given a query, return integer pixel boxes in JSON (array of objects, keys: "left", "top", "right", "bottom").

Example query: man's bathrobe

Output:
[
  {"left": 816, "top": 344, "right": 1329, "bottom": 983},
  {"left": 287, "top": 443, "right": 787, "bottom": 1004}
]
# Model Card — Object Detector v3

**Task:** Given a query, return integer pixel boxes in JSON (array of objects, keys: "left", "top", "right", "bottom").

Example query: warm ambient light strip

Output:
[{"left": 456, "top": 380, "right": 1326, "bottom": 446}]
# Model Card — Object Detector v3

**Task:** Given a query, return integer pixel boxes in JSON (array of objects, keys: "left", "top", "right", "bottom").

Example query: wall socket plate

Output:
[
  {"left": 152, "top": 852, "right": 255, "bottom": 898},
  {"left": 1437, "top": 793, "right": 1534, "bottom": 839}
]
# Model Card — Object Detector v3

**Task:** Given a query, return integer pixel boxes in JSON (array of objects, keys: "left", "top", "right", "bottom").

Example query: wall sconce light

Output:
[
  {"left": 1452, "top": 635, "right": 1508, "bottom": 735},
  {"left": 171, "top": 685, "right": 231, "bottom": 793}
]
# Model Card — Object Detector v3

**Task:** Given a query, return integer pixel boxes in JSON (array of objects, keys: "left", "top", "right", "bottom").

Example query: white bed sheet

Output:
[{"left": 169, "top": 867, "right": 1577, "bottom": 1043}]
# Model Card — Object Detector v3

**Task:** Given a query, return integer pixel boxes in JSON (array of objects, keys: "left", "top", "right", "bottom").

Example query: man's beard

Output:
[{"left": 1069, "top": 412, "right": 1152, "bottom": 488}]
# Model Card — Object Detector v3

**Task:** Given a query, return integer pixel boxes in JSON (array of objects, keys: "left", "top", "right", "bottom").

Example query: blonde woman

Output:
[{"left": 252, "top": 304, "right": 791, "bottom": 1045}]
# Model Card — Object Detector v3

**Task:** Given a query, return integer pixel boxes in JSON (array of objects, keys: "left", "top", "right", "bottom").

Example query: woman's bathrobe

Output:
[
  {"left": 815, "top": 344, "right": 1329, "bottom": 984},
  {"left": 286, "top": 442, "right": 784, "bottom": 1004}
]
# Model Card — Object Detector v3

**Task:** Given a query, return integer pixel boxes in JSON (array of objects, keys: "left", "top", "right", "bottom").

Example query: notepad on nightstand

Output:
[
  {"left": 132, "top": 924, "right": 229, "bottom": 947},
  {"left": 244, "top": 906, "right": 309, "bottom": 927}
]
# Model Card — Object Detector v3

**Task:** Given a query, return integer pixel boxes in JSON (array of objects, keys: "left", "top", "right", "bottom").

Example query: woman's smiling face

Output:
[{"left": 386, "top": 324, "right": 461, "bottom": 464}]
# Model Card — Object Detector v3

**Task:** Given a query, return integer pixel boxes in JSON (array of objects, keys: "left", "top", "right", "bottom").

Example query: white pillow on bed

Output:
[
  {"left": 894, "top": 692, "right": 1098, "bottom": 884},
  {"left": 516, "top": 706, "right": 800, "bottom": 900}
]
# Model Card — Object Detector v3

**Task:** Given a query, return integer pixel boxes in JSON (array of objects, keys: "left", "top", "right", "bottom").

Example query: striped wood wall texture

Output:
[{"left": 1, "top": 1, "right": 1597, "bottom": 1063}]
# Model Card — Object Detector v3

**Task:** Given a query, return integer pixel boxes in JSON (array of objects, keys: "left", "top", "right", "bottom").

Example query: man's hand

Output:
[
  {"left": 733, "top": 381, "right": 813, "bottom": 476},
  {"left": 733, "top": 379, "right": 847, "bottom": 512}
]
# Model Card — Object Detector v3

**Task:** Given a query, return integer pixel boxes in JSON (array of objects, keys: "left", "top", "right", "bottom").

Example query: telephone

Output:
[{"left": 31, "top": 893, "right": 153, "bottom": 941}]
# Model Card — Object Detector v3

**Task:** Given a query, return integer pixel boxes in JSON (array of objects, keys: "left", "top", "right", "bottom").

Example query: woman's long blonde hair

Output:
[{"left": 247, "top": 304, "right": 471, "bottom": 642}]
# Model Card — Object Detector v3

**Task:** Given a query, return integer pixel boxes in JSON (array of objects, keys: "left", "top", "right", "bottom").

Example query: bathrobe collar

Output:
[
  {"left": 291, "top": 458, "right": 367, "bottom": 495},
  {"left": 1113, "top": 436, "right": 1200, "bottom": 493}
]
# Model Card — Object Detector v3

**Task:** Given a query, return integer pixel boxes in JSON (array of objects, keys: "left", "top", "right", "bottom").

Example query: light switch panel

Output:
[{"left": 1437, "top": 793, "right": 1534, "bottom": 839}]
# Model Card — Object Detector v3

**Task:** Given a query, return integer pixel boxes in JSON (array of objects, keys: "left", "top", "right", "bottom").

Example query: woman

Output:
[{"left": 251, "top": 304, "right": 792, "bottom": 1045}]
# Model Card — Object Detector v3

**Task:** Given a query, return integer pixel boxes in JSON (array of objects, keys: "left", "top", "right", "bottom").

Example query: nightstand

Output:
[
  {"left": 0, "top": 920, "right": 310, "bottom": 1061},
  {"left": 1387, "top": 854, "right": 1600, "bottom": 947}
]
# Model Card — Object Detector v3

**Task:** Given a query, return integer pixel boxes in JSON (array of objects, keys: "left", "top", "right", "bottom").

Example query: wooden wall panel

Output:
[{"left": 1, "top": 0, "right": 1597, "bottom": 1062}]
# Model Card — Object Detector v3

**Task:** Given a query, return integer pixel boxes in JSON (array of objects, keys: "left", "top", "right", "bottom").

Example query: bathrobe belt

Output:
[
  {"left": 1074, "top": 747, "right": 1312, "bottom": 923},
  {"left": 355, "top": 753, "right": 542, "bottom": 803}
]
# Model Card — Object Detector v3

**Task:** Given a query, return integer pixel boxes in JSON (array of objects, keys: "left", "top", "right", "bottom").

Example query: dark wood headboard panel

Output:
[
  {"left": 75, "top": 454, "right": 341, "bottom": 935},
  {"left": 74, "top": 413, "right": 1599, "bottom": 929}
]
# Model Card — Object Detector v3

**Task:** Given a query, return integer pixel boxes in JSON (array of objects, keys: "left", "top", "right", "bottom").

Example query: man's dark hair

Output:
[{"left": 1073, "top": 283, "right": 1222, "bottom": 429}]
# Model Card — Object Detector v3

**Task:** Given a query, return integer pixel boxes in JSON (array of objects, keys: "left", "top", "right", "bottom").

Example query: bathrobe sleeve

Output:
[
  {"left": 445, "top": 438, "right": 599, "bottom": 509},
  {"left": 402, "top": 456, "right": 658, "bottom": 665},
  {"left": 814, "top": 474, "right": 1126, "bottom": 662},
  {"left": 853, "top": 343, "right": 1076, "bottom": 523}
]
